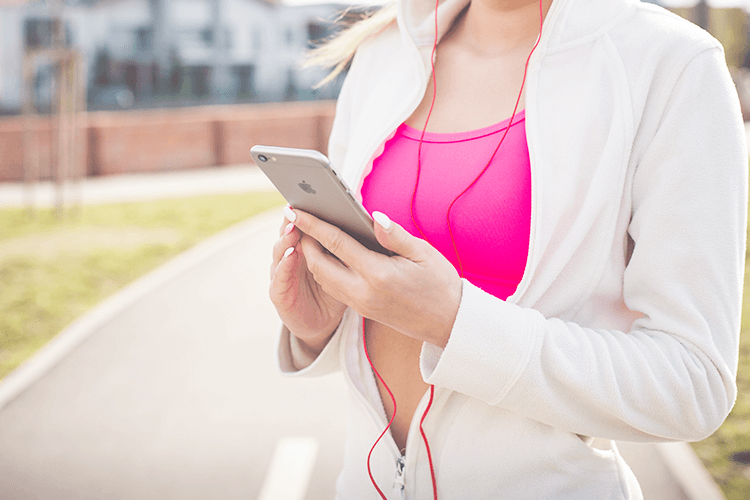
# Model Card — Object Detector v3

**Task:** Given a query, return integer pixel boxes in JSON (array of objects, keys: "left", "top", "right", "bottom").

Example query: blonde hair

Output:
[{"left": 304, "top": 2, "right": 398, "bottom": 88}]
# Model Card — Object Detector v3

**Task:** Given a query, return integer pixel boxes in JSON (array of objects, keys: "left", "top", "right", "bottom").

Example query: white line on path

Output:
[{"left": 257, "top": 437, "right": 320, "bottom": 500}]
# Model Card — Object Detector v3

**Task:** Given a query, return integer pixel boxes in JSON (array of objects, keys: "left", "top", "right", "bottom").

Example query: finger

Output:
[
  {"left": 271, "top": 226, "right": 301, "bottom": 279},
  {"left": 279, "top": 202, "right": 300, "bottom": 233},
  {"left": 287, "top": 207, "right": 379, "bottom": 272},
  {"left": 298, "top": 233, "right": 358, "bottom": 301},
  {"left": 272, "top": 225, "right": 301, "bottom": 262},
  {"left": 372, "top": 211, "right": 429, "bottom": 261},
  {"left": 279, "top": 203, "right": 298, "bottom": 233},
  {"left": 269, "top": 245, "right": 299, "bottom": 302},
  {"left": 279, "top": 216, "right": 290, "bottom": 236}
]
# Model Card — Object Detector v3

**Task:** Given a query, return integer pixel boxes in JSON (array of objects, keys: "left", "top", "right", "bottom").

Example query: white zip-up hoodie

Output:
[{"left": 276, "top": 0, "right": 748, "bottom": 498}]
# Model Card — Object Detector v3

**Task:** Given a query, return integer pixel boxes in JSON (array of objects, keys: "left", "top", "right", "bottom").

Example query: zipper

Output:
[
  {"left": 393, "top": 454, "right": 406, "bottom": 499},
  {"left": 344, "top": 362, "right": 406, "bottom": 497},
  {"left": 344, "top": 328, "right": 441, "bottom": 499}
]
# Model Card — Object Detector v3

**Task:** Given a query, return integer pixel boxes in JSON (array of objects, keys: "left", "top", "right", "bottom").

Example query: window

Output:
[
  {"left": 188, "top": 66, "right": 211, "bottom": 96},
  {"left": 136, "top": 27, "right": 153, "bottom": 51},
  {"left": 24, "top": 19, "right": 53, "bottom": 48},
  {"left": 200, "top": 27, "right": 214, "bottom": 47},
  {"left": 25, "top": 18, "right": 73, "bottom": 49},
  {"left": 232, "top": 65, "right": 254, "bottom": 98}
]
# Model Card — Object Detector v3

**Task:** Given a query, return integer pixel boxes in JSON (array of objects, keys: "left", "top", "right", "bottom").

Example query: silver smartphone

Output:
[{"left": 250, "top": 145, "right": 391, "bottom": 255}]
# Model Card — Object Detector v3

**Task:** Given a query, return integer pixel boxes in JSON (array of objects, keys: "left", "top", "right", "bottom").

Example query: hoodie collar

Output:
[{"left": 397, "top": 0, "right": 637, "bottom": 50}]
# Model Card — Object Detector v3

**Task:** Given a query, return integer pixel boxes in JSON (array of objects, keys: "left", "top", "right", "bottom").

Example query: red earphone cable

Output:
[
  {"left": 444, "top": 0, "right": 543, "bottom": 276},
  {"left": 410, "top": 0, "right": 441, "bottom": 246},
  {"left": 363, "top": 317, "right": 398, "bottom": 500},
  {"left": 365, "top": 1, "right": 544, "bottom": 499},
  {"left": 363, "top": 318, "right": 438, "bottom": 500},
  {"left": 408, "top": 1, "right": 442, "bottom": 498},
  {"left": 419, "top": 384, "right": 437, "bottom": 497},
  {"left": 415, "top": 0, "right": 544, "bottom": 278}
]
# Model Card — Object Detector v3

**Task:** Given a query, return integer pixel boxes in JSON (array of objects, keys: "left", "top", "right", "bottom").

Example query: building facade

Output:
[{"left": 0, "top": 0, "right": 346, "bottom": 114}]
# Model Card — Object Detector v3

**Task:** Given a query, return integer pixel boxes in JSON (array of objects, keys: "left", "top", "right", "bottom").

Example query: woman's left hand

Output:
[{"left": 286, "top": 207, "right": 462, "bottom": 348}]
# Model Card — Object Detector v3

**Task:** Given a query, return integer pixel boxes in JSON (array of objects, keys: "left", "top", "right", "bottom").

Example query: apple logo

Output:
[{"left": 299, "top": 181, "right": 316, "bottom": 194}]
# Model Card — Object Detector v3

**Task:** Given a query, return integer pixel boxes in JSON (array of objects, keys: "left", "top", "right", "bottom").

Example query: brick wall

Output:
[
  {"left": 0, "top": 118, "right": 57, "bottom": 183},
  {"left": 0, "top": 101, "right": 336, "bottom": 183}
]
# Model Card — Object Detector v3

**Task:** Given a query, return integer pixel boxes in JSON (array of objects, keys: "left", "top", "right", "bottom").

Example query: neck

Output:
[{"left": 450, "top": 0, "right": 553, "bottom": 54}]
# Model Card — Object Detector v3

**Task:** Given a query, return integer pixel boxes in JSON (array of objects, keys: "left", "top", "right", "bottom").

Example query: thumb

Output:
[{"left": 372, "top": 211, "right": 426, "bottom": 260}]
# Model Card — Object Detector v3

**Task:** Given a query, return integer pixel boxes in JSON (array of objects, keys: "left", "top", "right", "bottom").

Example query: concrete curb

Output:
[
  {"left": 0, "top": 206, "right": 283, "bottom": 412},
  {"left": 655, "top": 441, "right": 727, "bottom": 500}
]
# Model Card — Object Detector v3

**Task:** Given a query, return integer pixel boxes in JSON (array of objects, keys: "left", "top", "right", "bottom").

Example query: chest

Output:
[
  {"left": 404, "top": 39, "right": 535, "bottom": 133},
  {"left": 360, "top": 116, "right": 531, "bottom": 297},
  {"left": 344, "top": 38, "right": 634, "bottom": 315}
]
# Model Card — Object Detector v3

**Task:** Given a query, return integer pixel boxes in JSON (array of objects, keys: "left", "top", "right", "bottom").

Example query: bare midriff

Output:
[{"left": 365, "top": 319, "right": 431, "bottom": 452}]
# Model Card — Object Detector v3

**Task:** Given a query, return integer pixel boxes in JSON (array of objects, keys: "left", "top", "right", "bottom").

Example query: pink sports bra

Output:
[{"left": 361, "top": 110, "right": 531, "bottom": 300}]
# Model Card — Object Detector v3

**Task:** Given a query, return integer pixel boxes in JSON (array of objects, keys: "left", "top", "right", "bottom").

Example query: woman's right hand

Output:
[{"left": 269, "top": 207, "right": 347, "bottom": 355}]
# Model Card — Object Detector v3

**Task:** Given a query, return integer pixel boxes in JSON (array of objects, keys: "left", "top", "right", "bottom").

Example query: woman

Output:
[{"left": 270, "top": 0, "right": 747, "bottom": 498}]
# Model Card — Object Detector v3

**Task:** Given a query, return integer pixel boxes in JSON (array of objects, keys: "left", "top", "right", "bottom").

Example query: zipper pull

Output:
[{"left": 393, "top": 455, "right": 406, "bottom": 499}]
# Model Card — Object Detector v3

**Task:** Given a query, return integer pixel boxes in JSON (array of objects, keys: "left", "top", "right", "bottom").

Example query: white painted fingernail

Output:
[
  {"left": 284, "top": 222, "right": 294, "bottom": 235},
  {"left": 283, "top": 247, "right": 295, "bottom": 258},
  {"left": 284, "top": 206, "right": 296, "bottom": 223},
  {"left": 372, "top": 211, "right": 391, "bottom": 230}
]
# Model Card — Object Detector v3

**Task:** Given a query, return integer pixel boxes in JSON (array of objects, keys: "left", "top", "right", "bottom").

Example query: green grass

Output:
[
  {"left": 0, "top": 192, "right": 284, "bottom": 380},
  {"left": 691, "top": 231, "right": 750, "bottom": 499}
]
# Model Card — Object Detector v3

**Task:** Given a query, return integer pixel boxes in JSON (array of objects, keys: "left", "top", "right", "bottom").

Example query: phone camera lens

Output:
[{"left": 258, "top": 154, "right": 268, "bottom": 162}]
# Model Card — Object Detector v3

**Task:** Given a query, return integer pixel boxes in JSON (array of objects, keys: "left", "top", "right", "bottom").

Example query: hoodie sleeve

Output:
[
  {"left": 276, "top": 312, "right": 348, "bottom": 376},
  {"left": 420, "top": 45, "right": 747, "bottom": 442}
]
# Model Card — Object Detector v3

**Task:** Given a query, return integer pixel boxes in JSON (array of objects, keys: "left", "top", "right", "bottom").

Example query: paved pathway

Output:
[
  {"left": 0, "top": 208, "right": 346, "bottom": 499},
  {"left": 0, "top": 166, "right": 726, "bottom": 499}
]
